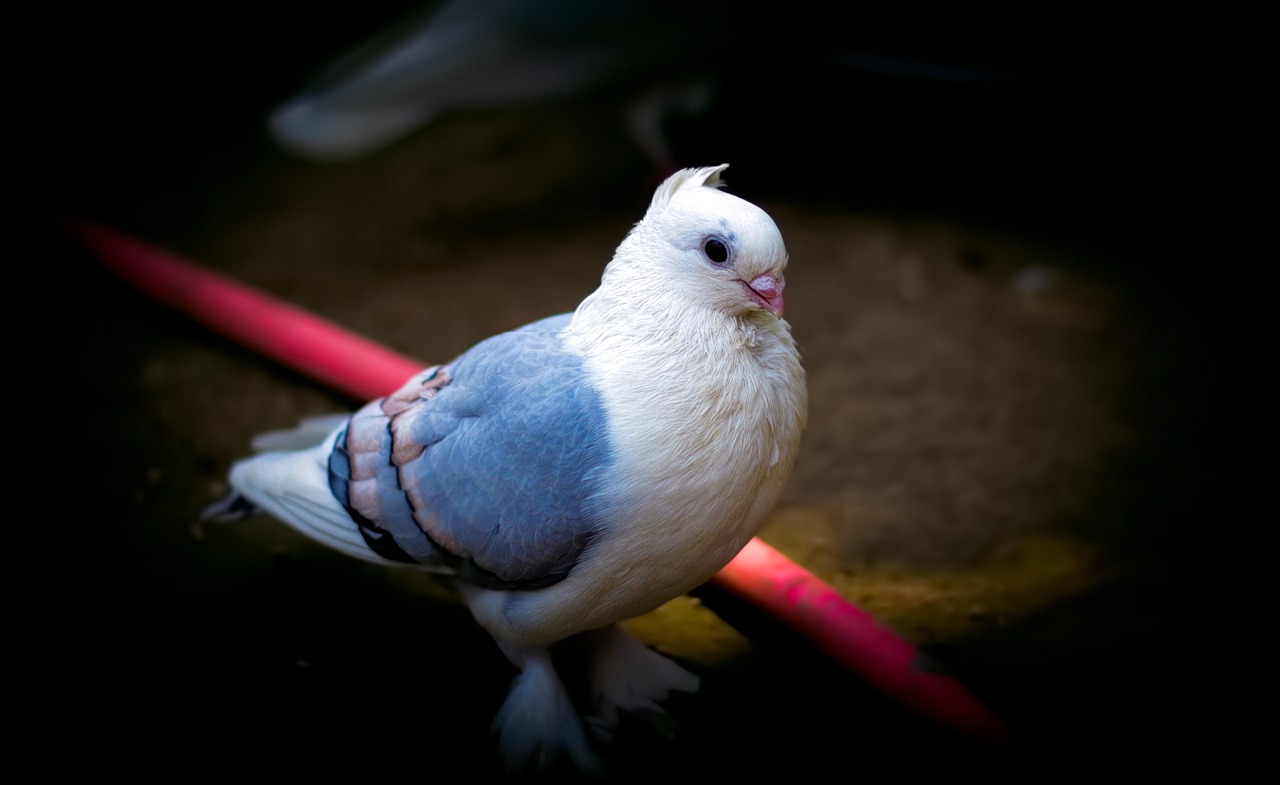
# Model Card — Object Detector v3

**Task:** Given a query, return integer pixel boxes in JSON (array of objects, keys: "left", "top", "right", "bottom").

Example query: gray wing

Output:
[{"left": 327, "top": 313, "right": 615, "bottom": 589}]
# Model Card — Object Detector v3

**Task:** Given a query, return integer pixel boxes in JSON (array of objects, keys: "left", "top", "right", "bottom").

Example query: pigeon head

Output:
[{"left": 604, "top": 165, "right": 790, "bottom": 320}]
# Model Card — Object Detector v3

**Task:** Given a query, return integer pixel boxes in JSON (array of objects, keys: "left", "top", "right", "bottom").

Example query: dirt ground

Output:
[{"left": 32, "top": 8, "right": 1237, "bottom": 781}]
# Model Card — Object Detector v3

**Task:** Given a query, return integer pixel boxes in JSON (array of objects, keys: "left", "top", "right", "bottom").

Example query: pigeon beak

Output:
[{"left": 744, "top": 273, "right": 785, "bottom": 316}]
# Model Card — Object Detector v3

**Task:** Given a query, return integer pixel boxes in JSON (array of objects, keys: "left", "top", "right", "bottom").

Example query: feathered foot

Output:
[
  {"left": 582, "top": 623, "right": 700, "bottom": 742},
  {"left": 492, "top": 650, "right": 602, "bottom": 774}
]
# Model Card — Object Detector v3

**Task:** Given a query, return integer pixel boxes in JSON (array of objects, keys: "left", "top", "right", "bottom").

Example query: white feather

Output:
[{"left": 510, "top": 164, "right": 807, "bottom": 640}]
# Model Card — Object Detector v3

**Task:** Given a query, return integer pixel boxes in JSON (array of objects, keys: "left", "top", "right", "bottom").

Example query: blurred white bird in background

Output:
[
  {"left": 263, "top": 0, "right": 1095, "bottom": 203},
  {"left": 267, "top": 0, "right": 730, "bottom": 170},
  {"left": 204, "top": 165, "right": 807, "bottom": 772}
]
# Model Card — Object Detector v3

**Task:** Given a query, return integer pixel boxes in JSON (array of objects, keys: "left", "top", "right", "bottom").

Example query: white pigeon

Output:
[{"left": 203, "top": 164, "right": 807, "bottom": 772}]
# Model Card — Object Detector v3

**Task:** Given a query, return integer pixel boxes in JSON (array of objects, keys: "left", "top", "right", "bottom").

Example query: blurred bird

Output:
[
  {"left": 204, "top": 164, "right": 807, "bottom": 771},
  {"left": 267, "top": 0, "right": 728, "bottom": 169}
]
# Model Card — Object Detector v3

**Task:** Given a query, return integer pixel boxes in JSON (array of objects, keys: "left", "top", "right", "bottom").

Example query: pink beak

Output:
[{"left": 744, "top": 273, "right": 785, "bottom": 316}]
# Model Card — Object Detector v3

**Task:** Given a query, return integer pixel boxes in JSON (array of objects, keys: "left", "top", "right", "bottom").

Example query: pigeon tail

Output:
[{"left": 223, "top": 429, "right": 391, "bottom": 565}]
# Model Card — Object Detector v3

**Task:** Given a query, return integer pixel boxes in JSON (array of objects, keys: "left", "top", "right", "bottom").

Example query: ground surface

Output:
[{"left": 31, "top": 7, "right": 1238, "bottom": 780}]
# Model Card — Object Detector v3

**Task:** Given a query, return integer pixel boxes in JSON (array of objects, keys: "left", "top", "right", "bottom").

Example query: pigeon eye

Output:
[{"left": 702, "top": 237, "right": 729, "bottom": 265}]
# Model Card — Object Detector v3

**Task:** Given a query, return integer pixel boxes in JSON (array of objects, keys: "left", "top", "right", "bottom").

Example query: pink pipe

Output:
[
  {"left": 66, "top": 216, "right": 1008, "bottom": 741},
  {"left": 720, "top": 537, "right": 1009, "bottom": 739},
  {"left": 68, "top": 218, "right": 422, "bottom": 402}
]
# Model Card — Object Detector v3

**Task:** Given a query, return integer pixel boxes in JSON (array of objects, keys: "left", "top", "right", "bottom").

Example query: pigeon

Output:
[{"left": 203, "top": 164, "right": 807, "bottom": 771}]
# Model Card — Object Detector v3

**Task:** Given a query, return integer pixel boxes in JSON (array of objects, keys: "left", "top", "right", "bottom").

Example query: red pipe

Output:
[{"left": 66, "top": 216, "right": 1009, "bottom": 741}]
